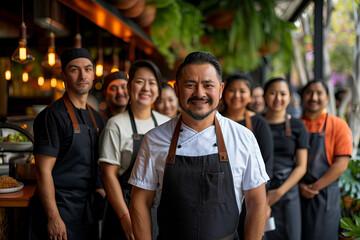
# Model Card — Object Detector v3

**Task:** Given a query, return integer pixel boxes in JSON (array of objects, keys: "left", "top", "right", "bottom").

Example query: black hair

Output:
[
  {"left": 128, "top": 60, "right": 162, "bottom": 96},
  {"left": 301, "top": 80, "right": 329, "bottom": 97},
  {"left": 221, "top": 73, "right": 254, "bottom": 113},
  {"left": 160, "top": 82, "right": 175, "bottom": 91},
  {"left": 263, "top": 77, "right": 291, "bottom": 95},
  {"left": 223, "top": 73, "right": 253, "bottom": 94},
  {"left": 175, "top": 51, "right": 222, "bottom": 83}
]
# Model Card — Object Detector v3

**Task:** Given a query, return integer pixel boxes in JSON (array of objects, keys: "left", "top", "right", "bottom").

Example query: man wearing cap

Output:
[
  {"left": 101, "top": 71, "right": 129, "bottom": 120},
  {"left": 30, "top": 48, "right": 105, "bottom": 240}
]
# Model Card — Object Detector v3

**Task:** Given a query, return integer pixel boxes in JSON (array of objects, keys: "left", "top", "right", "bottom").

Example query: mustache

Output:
[
  {"left": 187, "top": 97, "right": 212, "bottom": 104},
  {"left": 76, "top": 80, "right": 90, "bottom": 84}
]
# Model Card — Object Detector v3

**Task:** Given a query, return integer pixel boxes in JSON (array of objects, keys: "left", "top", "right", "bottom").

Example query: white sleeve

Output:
[
  {"left": 128, "top": 135, "right": 158, "bottom": 191},
  {"left": 98, "top": 122, "right": 121, "bottom": 166},
  {"left": 242, "top": 135, "right": 269, "bottom": 190}
]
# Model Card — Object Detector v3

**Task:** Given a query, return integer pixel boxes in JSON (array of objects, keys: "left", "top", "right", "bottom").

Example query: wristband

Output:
[{"left": 120, "top": 212, "right": 129, "bottom": 221}]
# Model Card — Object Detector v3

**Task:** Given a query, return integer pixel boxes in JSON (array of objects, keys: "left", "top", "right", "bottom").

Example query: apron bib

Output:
[
  {"left": 157, "top": 116, "right": 239, "bottom": 240},
  {"left": 301, "top": 114, "right": 340, "bottom": 240},
  {"left": 267, "top": 114, "right": 301, "bottom": 240}
]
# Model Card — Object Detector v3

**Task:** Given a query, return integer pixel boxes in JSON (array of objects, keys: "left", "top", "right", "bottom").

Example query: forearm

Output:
[
  {"left": 277, "top": 165, "right": 306, "bottom": 197},
  {"left": 275, "top": 149, "right": 307, "bottom": 198},
  {"left": 36, "top": 167, "right": 60, "bottom": 220},
  {"left": 244, "top": 184, "right": 267, "bottom": 240},
  {"left": 101, "top": 166, "right": 129, "bottom": 219},
  {"left": 312, "top": 156, "right": 349, "bottom": 191},
  {"left": 130, "top": 187, "right": 154, "bottom": 240}
]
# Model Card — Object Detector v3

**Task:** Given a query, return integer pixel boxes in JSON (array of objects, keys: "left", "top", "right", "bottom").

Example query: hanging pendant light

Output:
[
  {"left": 74, "top": 15, "right": 82, "bottom": 48},
  {"left": 22, "top": 72, "right": 29, "bottom": 82},
  {"left": 96, "top": 48, "right": 104, "bottom": 77},
  {"left": 50, "top": 77, "right": 57, "bottom": 88},
  {"left": 42, "top": 32, "right": 61, "bottom": 68},
  {"left": 111, "top": 51, "right": 120, "bottom": 73},
  {"left": 95, "top": 28, "right": 104, "bottom": 77},
  {"left": 5, "top": 60, "right": 11, "bottom": 80},
  {"left": 38, "top": 76, "right": 45, "bottom": 86},
  {"left": 111, "top": 39, "right": 119, "bottom": 73},
  {"left": 11, "top": 0, "right": 35, "bottom": 64}
]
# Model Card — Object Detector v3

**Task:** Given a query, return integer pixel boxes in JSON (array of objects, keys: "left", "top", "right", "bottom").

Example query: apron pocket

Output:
[
  {"left": 202, "top": 172, "right": 225, "bottom": 204},
  {"left": 326, "top": 185, "right": 340, "bottom": 212}
]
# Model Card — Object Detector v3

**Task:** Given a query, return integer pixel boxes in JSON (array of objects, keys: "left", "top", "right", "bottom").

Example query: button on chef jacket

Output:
[{"left": 129, "top": 111, "right": 269, "bottom": 211}]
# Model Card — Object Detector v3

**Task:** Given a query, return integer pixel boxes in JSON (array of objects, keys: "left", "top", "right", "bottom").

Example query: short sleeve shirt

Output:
[
  {"left": 238, "top": 114, "right": 274, "bottom": 178},
  {"left": 33, "top": 97, "right": 105, "bottom": 159},
  {"left": 129, "top": 112, "right": 269, "bottom": 211},
  {"left": 98, "top": 110, "right": 170, "bottom": 176},
  {"left": 301, "top": 112, "right": 352, "bottom": 165}
]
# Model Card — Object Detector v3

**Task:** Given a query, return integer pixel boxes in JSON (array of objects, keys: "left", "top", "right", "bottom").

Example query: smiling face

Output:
[
  {"left": 250, "top": 87, "right": 265, "bottom": 113},
  {"left": 155, "top": 87, "right": 179, "bottom": 118},
  {"left": 129, "top": 67, "right": 159, "bottom": 108},
  {"left": 264, "top": 81, "right": 291, "bottom": 113},
  {"left": 106, "top": 79, "right": 129, "bottom": 108},
  {"left": 224, "top": 79, "right": 252, "bottom": 112},
  {"left": 62, "top": 58, "right": 94, "bottom": 96},
  {"left": 302, "top": 82, "right": 329, "bottom": 115},
  {"left": 175, "top": 63, "right": 224, "bottom": 120}
]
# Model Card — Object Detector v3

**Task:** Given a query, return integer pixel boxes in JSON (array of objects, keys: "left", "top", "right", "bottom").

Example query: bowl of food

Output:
[{"left": 0, "top": 133, "right": 33, "bottom": 151}]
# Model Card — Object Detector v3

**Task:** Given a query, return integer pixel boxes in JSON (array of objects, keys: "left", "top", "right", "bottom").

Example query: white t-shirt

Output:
[
  {"left": 129, "top": 111, "right": 269, "bottom": 210},
  {"left": 99, "top": 110, "right": 170, "bottom": 176}
]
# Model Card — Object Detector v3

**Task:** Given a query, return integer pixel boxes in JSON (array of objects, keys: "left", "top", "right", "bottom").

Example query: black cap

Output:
[
  {"left": 61, "top": 48, "right": 94, "bottom": 71},
  {"left": 103, "top": 71, "right": 128, "bottom": 90}
]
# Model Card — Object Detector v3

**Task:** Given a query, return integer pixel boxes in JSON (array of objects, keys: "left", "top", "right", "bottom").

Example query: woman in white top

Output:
[{"left": 99, "top": 60, "right": 169, "bottom": 240}]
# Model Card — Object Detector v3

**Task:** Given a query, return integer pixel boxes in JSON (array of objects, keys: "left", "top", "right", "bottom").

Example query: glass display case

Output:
[{"left": 0, "top": 116, "right": 35, "bottom": 180}]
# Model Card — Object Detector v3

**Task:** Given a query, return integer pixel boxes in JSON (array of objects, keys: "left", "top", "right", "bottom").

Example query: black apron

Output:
[
  {"left": 301, "top": 114, "right": 340, "bottom": 240},
  {"left": 157, "top": 116, "right": 239, "bottom": 240},
  {"left": 267, "top": 115, "right": 301, "bottom": 240},
  {"left": 30, "top": 92, "right": 100, "bottom": 240},
  {"left": 102, "top": 109, "right": 158, "bottom": 240}
]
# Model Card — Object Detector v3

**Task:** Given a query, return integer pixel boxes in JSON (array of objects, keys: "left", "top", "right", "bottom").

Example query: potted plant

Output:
[{"left": 339, "top": 156, "right": 360, "bottom": 239}]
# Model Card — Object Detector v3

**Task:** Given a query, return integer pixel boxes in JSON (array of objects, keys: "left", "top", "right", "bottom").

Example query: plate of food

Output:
[
  {"left": 0, "top": 176, "right": 24, "bottom": 193},
  {"left": 0, "top": 142, "right": 33, "bottom": 151},
  {"left": 0, "top": 133, "right": 33, "bottom": 151}
]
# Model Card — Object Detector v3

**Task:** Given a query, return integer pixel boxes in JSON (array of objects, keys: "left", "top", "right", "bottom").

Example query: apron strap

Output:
[
  {"left": 87, "top": 105, "right": 99, "bottom": 137},
  {"left": 214, "top": 116, "right": 228, "bottom": 162},
  {"left": 166, "top": 116, "right": 183, "bottom": 164},
  {"left": 166, "top": 115, "right": 228, "bottom": 164},
  {"left": 244, "top": 110, "right": 253, "bottom": 132},
  {"left": 285, "top": 113, "right": 292, "bottom": 136},
  {"left": 128, "top": 108, "right": 158, "bottom": 139},
  {"left": 319, "top": 113, "right": 328, "bottom": 137},
  {"left": 63, "top": 92, "right": 81, "bottom": 134}
]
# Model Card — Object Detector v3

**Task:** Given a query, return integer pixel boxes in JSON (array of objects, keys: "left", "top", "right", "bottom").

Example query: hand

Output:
[
  {"left": 266, "top": 205, "right": 272, "bottom": 219},
  {"left": 95, "top": 188, "right": 106, "bottom": 199},
  {"left": 267, "top": 189, "right": 283, "bottom": 206},
  {"left": 120, "top": 214, "right": 135, "bottom": 240},
  {"left": 299, "top": 183, "right": 319, "bottom": 199},
  {"left": 47, "top": 215, "right": 67, "bottom": 240}
]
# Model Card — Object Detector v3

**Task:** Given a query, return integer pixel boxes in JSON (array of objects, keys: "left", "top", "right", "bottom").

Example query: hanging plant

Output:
[
  {"left": 146, "top": 0, "right": 293, "bottom": 73},
  {"left": 149, "top": 0, "right": 203, "bottom": 68}
]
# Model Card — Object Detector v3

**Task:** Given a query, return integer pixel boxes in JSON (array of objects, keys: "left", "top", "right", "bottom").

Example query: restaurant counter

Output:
[
  {"left": 0, "top": 184, "right": 36, "bottom": 207},
  {"left": 0, "top": 184, "right": 36, "bottom": 240}
]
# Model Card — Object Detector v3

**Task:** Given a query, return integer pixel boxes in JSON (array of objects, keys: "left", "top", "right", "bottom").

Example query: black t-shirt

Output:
[
  {"left": 33, "top": 96, "right": 105, "bottom": 187},
  {"left": 269, "top": 118, "right": 308, "bottom": 174},
  {"left": 238, "top": 114, "right": 274, "bottom": 178}
]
